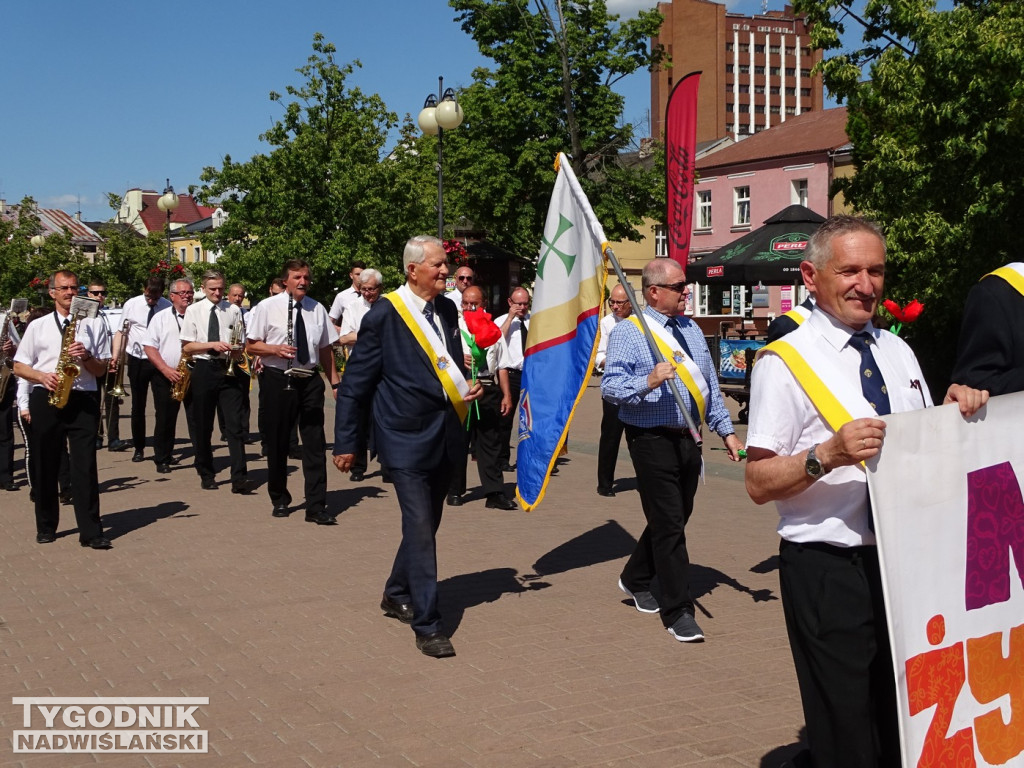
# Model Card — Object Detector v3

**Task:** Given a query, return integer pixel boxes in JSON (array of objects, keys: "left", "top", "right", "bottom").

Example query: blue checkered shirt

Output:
[{"left": 601, "top": 306, "right": 734, "bottom": 437}]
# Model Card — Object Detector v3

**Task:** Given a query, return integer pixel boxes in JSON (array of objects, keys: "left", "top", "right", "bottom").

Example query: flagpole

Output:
[{"left": 603, "top": 246, "right": 703, "bottom": 445}]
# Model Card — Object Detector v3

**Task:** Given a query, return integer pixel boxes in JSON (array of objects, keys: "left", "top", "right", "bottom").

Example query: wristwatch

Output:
[{"left": 805, "top": 444, "right": 825, "bottom": 479}]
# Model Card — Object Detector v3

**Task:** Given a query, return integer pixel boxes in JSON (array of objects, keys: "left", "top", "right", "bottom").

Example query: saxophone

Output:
[
  {"left": 48, "top": 312, "right": 82, "bottom": 408},
  {"left": 0, "top": 311, "right": 14, "bottom": 400},
  {"left": 170, "top": 351, "right": 193, "bottom": 401}
]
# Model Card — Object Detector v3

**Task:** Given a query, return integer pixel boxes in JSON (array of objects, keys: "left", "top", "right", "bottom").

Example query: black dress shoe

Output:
[
  {"left": 500, "top": 462, "right": 516, "bottom": 472},
  {"left": 415, "top": 632, "right": 456, "bottom": 658},
  {"left": 59, "top": 492, "right": 73, "bottom": 505},
  {"left": 201, "top": 478, "right": 217, "bottom": 490},
  {"left": 131, "top": 450, "right": 145, "bottom": 463},
  {"left": 108, "top": 439, "right": 132, "bottom": 453},
  {"left": 485, "top": 493, "right": 517, "bottom": 510},
  {"left": 0, "top": 480, "right": 16, "bottom": 491},
  {"left": 95, "top": 437, "right": 104, "bottom": 450},
  {"left": 81, "top": 537, "right": 113, "bottom": 550},
  {"left": 168, "top": 456, "right": 181, "bottom": 465},
  {"left": 271, "top": 504, "right": 290, "bottom": 518},
  {"left": 156, "top": 463, "right": 172, "bottom": 475},
  {"left": 380, "top": 594, "right": 414, "bottom": 624},
  {"left": 349, "top": 471, "right": 365, "bottom": 482},
  {"left": 446, "top": 494, "right": 463, "bottom": 507},
  {"left": 231, "top": 482, "right": 255, "bottom": 495},
  {"left": 597, "top": 487, "right": 615, "bottom": 497},
  {"left": 305, "top": 512, "right": 337, "bottom": 525},
  {"left": 36, "top": 532, "right": 56, "bottom": 544}
]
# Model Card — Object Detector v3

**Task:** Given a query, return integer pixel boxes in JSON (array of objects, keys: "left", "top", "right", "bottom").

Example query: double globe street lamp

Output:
[
  {"left": 156, "top": 179, "right": 180, "bottom": 261},
  {"left": 417, "top": 76, "right": 464, "bottom": 239}
]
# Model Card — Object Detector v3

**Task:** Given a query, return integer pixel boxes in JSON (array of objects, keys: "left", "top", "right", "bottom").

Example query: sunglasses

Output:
[
  {"left": 654, "top": 281, "right": 688, "bottom": 293},
  {"left": 88, "top": 290, "right": 108, "bottom": 296}
]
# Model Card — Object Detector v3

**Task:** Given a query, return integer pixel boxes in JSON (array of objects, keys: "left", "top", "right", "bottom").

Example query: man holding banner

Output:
[
  {"left": 602, "top": 258, "right": 743, "bottom": 643},
  {"left": 744, "top": 216, "right": 987, "bottom": 768},
  {"left": 332, "top": 235, "right": 482, "bottom": 659}
]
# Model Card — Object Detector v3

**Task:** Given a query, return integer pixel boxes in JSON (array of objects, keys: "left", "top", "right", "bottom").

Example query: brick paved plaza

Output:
[{"left": 1, "top": 379, "right": 806, "bottom": 767}]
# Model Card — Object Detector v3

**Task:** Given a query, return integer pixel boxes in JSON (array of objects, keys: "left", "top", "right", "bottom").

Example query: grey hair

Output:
[
  {"left": 805, "top": 215, "right": 886, "bottom": 269},
  {"left": 358, "top": 268, "right": 383, "bottom": 286},
  {"left": 641, "top": 259, "right": 682, "bottom": 293},
  {"left": 403, "top": 235, "right": 444, "bottom": 271},
  {"left": 200, "top": 269, "right": 225, "bottom": 286},
  {"left": 171, "top": 278, "right": 194, "bottom": 293}
]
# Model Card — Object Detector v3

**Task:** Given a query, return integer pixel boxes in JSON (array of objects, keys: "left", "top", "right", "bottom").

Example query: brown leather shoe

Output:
[
  {"left": 380, "top": 594, "right": 413, "bottom": 624},
  {"left": 415, "top": 632, "right": 455, "bottom": 658}
]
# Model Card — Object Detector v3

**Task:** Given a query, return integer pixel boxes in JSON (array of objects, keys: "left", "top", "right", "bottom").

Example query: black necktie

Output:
[
  {"left": 848, "top": 332, "right": 891, "bottom": 416},
  {"left": 294, "top": 302, "right": 309, "bottom": 365},
  {"left": 423, "top": 302, "right": 440, "bottom": 337},
  {"left": 665, "top": 316, "right": 700, "bottom": 426},
  {"left": 208, "top": 306, "right": 220, "bottom": 342},
  {"left": 147, "top": 304, "right": 157, "bottom": 325},
  {"left": 62, "top": 318, "right": 69, "bottom": 333},
  {"left": 518, "top": 319, "right": 528, "bottom": 355}
]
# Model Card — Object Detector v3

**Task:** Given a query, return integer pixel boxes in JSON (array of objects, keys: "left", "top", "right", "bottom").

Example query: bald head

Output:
[
  {"left": 608, "top": 284, "right": 631, "bottom": 319},
  {"left": 461, "top": 286, "right": 484, "bottom": 312}
]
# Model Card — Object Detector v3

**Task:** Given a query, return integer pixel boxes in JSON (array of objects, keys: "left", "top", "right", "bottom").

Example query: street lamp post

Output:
[
  {"left": 156, "top": 179, "right": 180, "bottom": 261},
  {"left": 417, "top": 76, "right": 464, "bottom": 240}
]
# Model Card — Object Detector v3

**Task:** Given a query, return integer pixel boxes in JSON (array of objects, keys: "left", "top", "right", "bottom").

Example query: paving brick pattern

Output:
[{"left": 0, "top": 378, "right": 806, "bottom": 767}]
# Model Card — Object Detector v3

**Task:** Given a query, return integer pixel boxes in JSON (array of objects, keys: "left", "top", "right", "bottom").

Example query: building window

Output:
[
  {"left": 770, "top": 85, "right": 781, "bottom": 95},
  {"left": 754, "top": 85, "right": 765, "bottom": 94},
  {"left": 739, "top": 43, "right": 750, "bottom": 53},
  {"left": 179, "top": 247, "right": 186, "bottom": 262},
  {"left": 801, "top": 68, "right": 811, "bottom": 77},
  {"left": 755, "top": 104, "right": 765, "bottom": 114},
  {"left": 754, "top": 65, "right": 765, "bottom": 75},
  {"left": 786, "top": 105, "right": 797, "bottom": 115},
  {"left": 785, "top": 46, "right": 795, "bottom": 55},
  {"left": 739, "top": 84, "right": 750, "bottom": 94},
  {"left": 193, "top": 246, "right": 202, "bottom": 262},
  {"left": 738, "top": 125, "right": 751, "bottom": 135},
  {"left": 786, "top": 86, "right": 796, "bottom": 96},
  {"left": 655, "top": 225, "right": 668, "bottom": 257},
  {"left": 697, "top": 190, "right": 712, "bottom": 229},
  {"left": 754, "top": 125, "right": 765, "bottom": 133},
  {"left": 738, "top": 103, "right": 750, "bottom": 113},
  {"left": 738, "top": 64, "right": 750, "bottom": 74},
  {"left": 786, "top": 67, "right": 795, "bottom": 76},
  {"left": 801, "top": 87, "right": 811, "bottom": 97},
  {"left": 792, "top": 179, "right": 809, "bottom": 207},
  {"left": 726, "top": 42, "right": 734, "bottom": 52},
  {"left": 726, "top": 102, "right": 734, "bottom": 113},
  {"left": 801, "top": 46, "right": 811, "bottom": 56},
  {"left": 754, "top": 44, "right": 765, "bottom": 53},
  {"left": 770, "top": 105, "right": 781, "bottom": 114},
  {"left": 770, "top": 66, "right": 781, "bottom": 76},
  {"left": 726, "top": 122, "right": 734, "bottom": 133},
  {"left": 726, "top": 64, "right": 734, "bottom": 73},
  {"left": 769, "top": 45, "right": 781, "bottom": 54},
  {"left": 734, "top": 186, "right": 751, "bottom": 226}
]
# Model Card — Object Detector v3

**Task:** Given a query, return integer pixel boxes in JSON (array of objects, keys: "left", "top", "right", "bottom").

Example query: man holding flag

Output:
[{"left": 602, "top": 259, "right": 743, "bottom": 642}]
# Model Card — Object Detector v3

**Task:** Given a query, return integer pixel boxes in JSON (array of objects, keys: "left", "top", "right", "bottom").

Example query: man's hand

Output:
[
  {"left": 209, "top": 341, "right": 232, "bottom": 355},
  {"left": 464, "top": 381, "right": 484, "bottom": 403},
  {"left": 943, "top": 383, "right": 989, "bottom": 418},
  {"left": 500, "top": 393, "right": 512, "bottom": 416},
  {"left": 164, "top": 368, "right": 182, "bottom": 383},
  {"left": 818, "top": 417, "right": 888, "bottom": 470},
  {"left": 333, "top": 453, "right": 354, "bottom": 473},
  {"left": 647, "top": 362, "right": 676, "bottom": 389},
  {"left": 723, "top": 433, "right": 745, "bottom": 462}
]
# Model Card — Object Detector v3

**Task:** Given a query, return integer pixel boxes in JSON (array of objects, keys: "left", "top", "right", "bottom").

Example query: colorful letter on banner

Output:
[
  {"left": 665, "top": 71, "right": 701, "bottom": 267},
  {"left": 866, "top": 391, "right": 1024, "bottom": 768},
  {"left": 515, "top": 153, "right": 607, "bottom": 511}
]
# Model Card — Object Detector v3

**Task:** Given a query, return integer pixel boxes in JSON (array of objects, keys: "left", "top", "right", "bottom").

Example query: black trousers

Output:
[
  {"left": 260, "top": 368, "right": 328, "bottom": 514},
  {"left": 497, "top": 368, "right": 521, "bottom": 466},
  {"left": 621, "top": 425, "right": 702, "bottom": 627},
  {"left": 597, "top": 398, "right": 626, "bottom": 493},
  {"left": 0, "top": 381, "right": 15, "bottom": 485},
  {"left": 778, "top": 539, "right": 901, "bottom": 768},
  {"left": 258, "top": 374, "right": 299, "bottom": 454},
  {"left": 150, "top": 372, "right": 195, "bottom": 466},
  {"left": 387, "top": 462, "right": 453, "bottom": 636},
  {"left": 473, "top": 383, "right": 505, "bottom": 496},
  {"left": 20, "top": 416, "right": 70, "bottom": 493},
  {"left": 190, "top": 359, "right": 248, "bottom": 487},
  {"left": 28, "top": 388, "right": 103, "bottom": 542},
  {"left": 127, "top": 355, "right": 157, "bottom": 451},
  {"left": 103, "top": 378, "right": 123, "bottom": 443}
]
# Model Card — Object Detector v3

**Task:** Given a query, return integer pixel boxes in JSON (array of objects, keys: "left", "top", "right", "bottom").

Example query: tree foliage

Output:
[
  {"left": 444, "top": 0, "right": 665, "bottom": 258},
  {"left": 795, "top": 0, "right": 1024, "bottom": 387},
  {"left": 198, "top": 34, "right": 430, "bottom": 301}
]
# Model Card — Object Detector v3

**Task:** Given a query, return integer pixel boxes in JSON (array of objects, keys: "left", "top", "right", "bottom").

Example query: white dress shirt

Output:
[
  {"left": 14, "top": 311, "right": 111, "bottom": 392},
  {"left": 120, "top": 294, "right": 172, "bottom": 359},
  {"left": 179, "top": 298, "right": 243, "bottom": 361},
  {"left": 143, "top": 307, "right": 188, "bottom": 369},
  {"left": 246, "top": 292, "right": 338, "bottom": 371}
]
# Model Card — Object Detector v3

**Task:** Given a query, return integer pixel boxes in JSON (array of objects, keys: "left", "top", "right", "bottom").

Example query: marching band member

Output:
[
  {"left": 246, "top": 259, "right": 339, "bottom": 523},
  {"left": 180, "top": 270, "right": 251, "bottom": 493}
]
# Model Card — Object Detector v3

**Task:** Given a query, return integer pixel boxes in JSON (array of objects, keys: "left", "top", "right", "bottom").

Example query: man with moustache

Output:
[
  {"left": 595, "top": 284, "right": 632, "bottom": 497},
  {"left": 179, "top": 270, "right": 251, "bottom": 493},
  {"left": 246, "top": 260, "right": 339, "bottom": 523},
  {"left": 143, "top": 278, "right": 196, "bottom": 473},
  {"left": 745, "top": 216, "right": 987, "bottom": 768},
  {"left": 13, "top": 270, "right": 112, "bottom": 548},
  {"left": 333, "top": 235, "right": 482, "bottom": 658},
  {"left": 493, "top": 286, "right": 531, "bottom": 472}
]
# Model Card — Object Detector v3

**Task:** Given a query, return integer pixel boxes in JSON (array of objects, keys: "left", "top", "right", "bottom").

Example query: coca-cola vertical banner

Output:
[{"left": 665, "top": 71, "right": 701, "bottom": 267}]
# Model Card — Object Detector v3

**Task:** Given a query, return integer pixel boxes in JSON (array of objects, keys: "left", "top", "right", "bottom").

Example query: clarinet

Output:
[{"left": 284, "top": 295, "right": 295, "bottom": 391}]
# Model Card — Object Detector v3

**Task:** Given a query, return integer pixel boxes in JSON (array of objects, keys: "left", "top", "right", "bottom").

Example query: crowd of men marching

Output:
[{"left": 1, "top": 223, "right": 1021, "bottom": 764}]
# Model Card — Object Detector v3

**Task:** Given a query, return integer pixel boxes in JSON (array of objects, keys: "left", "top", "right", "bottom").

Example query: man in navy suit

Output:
[{"left": 333, "top": 235, "right": 482, "bottom": 658}]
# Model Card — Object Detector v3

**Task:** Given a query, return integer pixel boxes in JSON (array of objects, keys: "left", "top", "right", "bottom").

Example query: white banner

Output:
[{"left": 867, "top": 391, "right": 1024, "bottom": 768}]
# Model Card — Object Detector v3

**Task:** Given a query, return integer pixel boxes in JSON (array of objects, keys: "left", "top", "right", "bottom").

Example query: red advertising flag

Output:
[{"left": 665, "top": 71, "right": 701, "bottom": 267}]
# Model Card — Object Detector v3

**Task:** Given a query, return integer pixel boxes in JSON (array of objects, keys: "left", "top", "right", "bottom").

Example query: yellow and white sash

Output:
[
  {"left": 985, "top": 262, "right": 1024, "bottom": 296},
  {"left": 629, "top": 315, "right": 709, "bottom": 423},
  {"left": 781, "top": 302, "right": 812, "bottom": 327},
  {"left": 383, "top": 287, "right": 470, "bottom": 424}
]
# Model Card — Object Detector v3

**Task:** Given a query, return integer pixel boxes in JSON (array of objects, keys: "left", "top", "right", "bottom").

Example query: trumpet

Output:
[
  {"left": 108, "top": 319, "right": 131, "bottom": 398},
  {"left": 226, "top": 319, "right": 245, "bottom": 377}
]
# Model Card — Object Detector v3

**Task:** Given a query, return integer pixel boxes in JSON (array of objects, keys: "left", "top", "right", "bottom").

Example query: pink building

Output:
[{"left": 687, "top": 107, "right": 851, "bottom": 321}]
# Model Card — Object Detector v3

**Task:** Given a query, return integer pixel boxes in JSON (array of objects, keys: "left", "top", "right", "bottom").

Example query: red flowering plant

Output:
[
  {"left": 149, "top": 259, "right": 187, "bottom": 287},
  {"left": 882, "top": 299, "right": 924, "bottom": 336},
  {"left": 442, "top": 240, "right": 469, "bottom": 268},
  {"left": 29, "top": 276, "right": 50, "bottom": 291}
]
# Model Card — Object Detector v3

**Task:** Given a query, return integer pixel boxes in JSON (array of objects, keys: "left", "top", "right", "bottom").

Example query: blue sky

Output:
[{"left": 0, "top": 0, "right": 767, "bottom": 223}]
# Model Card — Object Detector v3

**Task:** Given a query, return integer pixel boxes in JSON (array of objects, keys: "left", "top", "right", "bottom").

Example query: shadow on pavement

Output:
[
  {"left": 526, "top": 519, "right": 636, "bottom": 579},
  {"left": 439, "top": 567, "right": 550, "bottom": 637},
  {"left": 102, "top": 500, "right": 190, "bottom": 541},
  {"left": 760, "top": 728, "right": 809, "bottom": 768}
]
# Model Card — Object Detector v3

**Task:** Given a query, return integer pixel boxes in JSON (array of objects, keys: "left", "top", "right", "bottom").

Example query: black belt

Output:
[
  {"left": 194, "top": 357, "right": 228, "bottom": 367},
  {"left": 624, "top": 424, "right": 694, "bottom": 441},
  {"left": 505, "top": 368, "right": 522, "bottom": 380},
  {"left": 781, "top": 539, "right": 876, "bottom": 561},
  {"left": 477, "top": 375, "right": 496, "bottom": 385}
]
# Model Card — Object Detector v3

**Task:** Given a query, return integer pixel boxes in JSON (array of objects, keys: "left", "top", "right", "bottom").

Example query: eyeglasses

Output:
[
  {"left": 462, "top": 303, "right": 480, "bottom": 311},
  {"left": 171, "top": 290, "right": 194, "bottom": 296},
  {"left": 456, "top": 276, "right": 473, "bottom": 282},
  {"left": 52, "top": 286, "right": 78, "bottom": 293},
  {"left": 654, "top": 281, "right": 688, "bottom": 293},
  {"left": 88, "top": 290, "right": 108, "bottom": 296},
  {"left": 608, "top": 299, "right": 628, "bottom": 306}
]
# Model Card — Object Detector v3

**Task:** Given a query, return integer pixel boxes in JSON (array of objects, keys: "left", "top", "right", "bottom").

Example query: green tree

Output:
[
  {"left": 795, "top": 0, "right": 1024, "bottom": 388},
  {"left": 444, "top": 0, "right": 665, "bottom": 258},
  {"left": 198, "top": 34, "right": 431, "bottom": 302}
]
